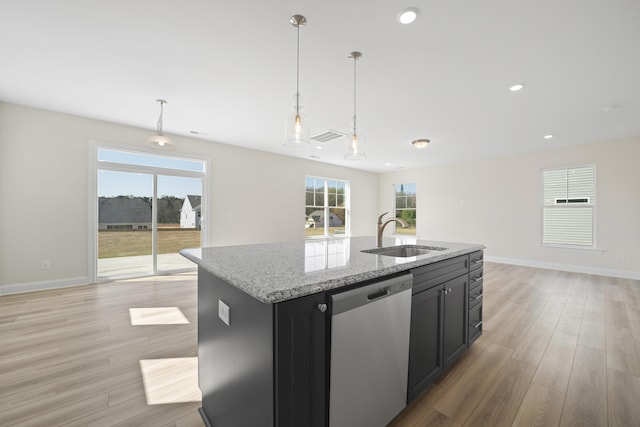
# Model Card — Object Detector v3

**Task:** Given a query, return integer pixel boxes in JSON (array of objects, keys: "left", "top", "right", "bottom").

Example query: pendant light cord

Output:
[
  {"left": 157, "top": 101, "right": 164, "bottom": 136},
  {"left": 295, "top": 23, "right": 301, "bottom": 116},
  {"left": 353, "top": 56, "right": 357, "bottom": 134}
]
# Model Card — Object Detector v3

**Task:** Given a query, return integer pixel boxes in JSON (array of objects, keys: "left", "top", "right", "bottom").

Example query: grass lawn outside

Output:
[{"left": 99, "top": 225, "right": 201, "bottom": 258}]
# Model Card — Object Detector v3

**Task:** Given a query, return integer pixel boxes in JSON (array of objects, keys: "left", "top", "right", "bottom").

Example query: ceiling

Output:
[{"left": 1, "top": 0, "right": 639, "bottom": 172}]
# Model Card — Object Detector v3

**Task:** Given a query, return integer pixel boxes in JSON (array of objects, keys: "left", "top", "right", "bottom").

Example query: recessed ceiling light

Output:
[
  {"left": 544, "top": 134, "right": 553, "bottom": 139},
  {"left": 398, "top": 7, "right": 419, "bottom": 24},
  {"left": 385, "top": 162, "right": 392, "bottom": 166},
  {"left": 509, "top": 84, "right": 524, "bottom": 92},
  {"left": 411, "top": 138, "right": 430, "bottom": 148}
]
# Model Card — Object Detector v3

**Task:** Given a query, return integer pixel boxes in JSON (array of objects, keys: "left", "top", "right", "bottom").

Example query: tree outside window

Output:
[
  {"left": 394, "top": 183, "right": 416, "bottom": 235},
  {"left": 305, "top": 177, "right": 349, "bottom": 237}
]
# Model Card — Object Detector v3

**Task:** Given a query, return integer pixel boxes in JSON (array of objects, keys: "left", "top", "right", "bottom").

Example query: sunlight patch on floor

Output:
[
  {"left": 129, "top": 307, "right": 190, "bottom": 325},
  {"left": 139, "top": 357, "right": 202, "bottom": 405}
]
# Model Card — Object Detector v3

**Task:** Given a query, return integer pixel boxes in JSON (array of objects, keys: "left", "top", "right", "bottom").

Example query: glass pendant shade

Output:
[
  {"left": 344, "top": 125, "right": 366, "bottom": 160},
  {"left": 284, "top": 94, "right": 310, "bottom": 147}
]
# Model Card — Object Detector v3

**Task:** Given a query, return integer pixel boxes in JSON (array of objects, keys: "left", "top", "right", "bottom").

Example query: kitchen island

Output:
[{"left": 181, "top": 236, "right": 485, "bottom": 427}]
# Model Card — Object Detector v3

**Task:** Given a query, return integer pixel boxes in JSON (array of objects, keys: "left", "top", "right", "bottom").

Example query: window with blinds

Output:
[{"left": 542, "top": 165, "right": 595, "bottom": 247}]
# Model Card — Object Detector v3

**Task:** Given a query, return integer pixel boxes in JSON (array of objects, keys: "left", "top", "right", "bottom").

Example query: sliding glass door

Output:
[
  {"left": 98, "top": 170, "right": 154, "bottom": 277},
  {"left": 156, "top": 175, "right": 202, "bottom": 272},
  {"left": 95, "top": 148, "right": 206, "bottom": 280}
]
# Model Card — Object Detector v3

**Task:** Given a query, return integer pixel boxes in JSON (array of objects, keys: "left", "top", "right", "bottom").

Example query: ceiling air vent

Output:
[{"left": 310, "top": 129, "right": 346, "bottom": 143}]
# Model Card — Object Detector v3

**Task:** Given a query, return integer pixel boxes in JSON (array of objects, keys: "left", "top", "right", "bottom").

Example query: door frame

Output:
[{"left": 88, "top": 141, "right": 210, "bottom": 282}]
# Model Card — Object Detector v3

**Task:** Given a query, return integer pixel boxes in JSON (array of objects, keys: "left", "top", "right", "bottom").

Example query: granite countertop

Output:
[{"left": 181, "top": 236, "right": 485, "bottom": 304}]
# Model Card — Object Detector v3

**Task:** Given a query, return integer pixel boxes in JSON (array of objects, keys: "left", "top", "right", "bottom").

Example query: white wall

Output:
[
  {"left": 0, "top": 102, "right": 379, "bottom": 293},
  {"left": 378, "top": 136, "right": 640, "bottom": 279}
]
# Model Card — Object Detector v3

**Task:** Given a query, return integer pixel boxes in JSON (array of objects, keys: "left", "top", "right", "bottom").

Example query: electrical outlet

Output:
[
  {"left": 41, "top": 260, "right": 51, "bottom": 270},
  {"left": 218, "top": 300, "right": 230, "bottom": 326},
  {"left": 615, "top": 254, "right": 625, "bottom": 262}
]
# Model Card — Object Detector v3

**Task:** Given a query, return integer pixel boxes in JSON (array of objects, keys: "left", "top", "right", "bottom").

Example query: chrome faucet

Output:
[{"left": 377, "top": 212, "right": 408, "bottom": 247}]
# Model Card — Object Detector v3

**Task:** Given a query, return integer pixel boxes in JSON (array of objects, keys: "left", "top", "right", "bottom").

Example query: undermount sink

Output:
[{"left": 361, "top": 245, "right": 447, "bottom": 258}]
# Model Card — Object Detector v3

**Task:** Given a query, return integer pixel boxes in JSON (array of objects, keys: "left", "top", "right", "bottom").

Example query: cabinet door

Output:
[
  {"left": 275, "top": 293, "right": 327, "bottom": 427},
  {"left": 443, "top": 274, "right": 468, "bottom": 368},
  {"left": 408, "top": 284, "right": 443, "bottom": 402}
]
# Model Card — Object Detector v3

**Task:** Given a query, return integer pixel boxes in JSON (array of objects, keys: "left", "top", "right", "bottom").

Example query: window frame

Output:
[
  {"left": 541, "top": 164, "right": 597, "bottom": 249},
  {"left": 393, "top": 183, "right": 417, "bottom": 235},
  {"left": 305, "top": 175, "right": 350, "bottom": 238}
]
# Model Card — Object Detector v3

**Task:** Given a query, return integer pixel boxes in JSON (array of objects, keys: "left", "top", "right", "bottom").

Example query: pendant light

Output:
[
  {"left": 147, "top": 99, "right": 173, "bottom": 147},
  {"left": 345, "top": 51, "right": 366, "bottom": 159},
  {"left": 284, "top": 15, "right": 311, "bottom": 148}
]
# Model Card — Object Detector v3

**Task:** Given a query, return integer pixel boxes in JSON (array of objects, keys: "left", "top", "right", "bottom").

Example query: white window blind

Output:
[{"left": 542, "top": 166, "right": 595, "bottom": 247}]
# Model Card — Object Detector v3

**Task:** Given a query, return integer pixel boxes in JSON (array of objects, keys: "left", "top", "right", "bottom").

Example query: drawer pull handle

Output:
[
  {"left": 473, "top": 259, "right": 483, "bottom": 265},
  {"left": 474, "top": 293, "right": 483, "bottom": 300},
  {"left": 474, "top": 277, "right": 483, "bottom": 282},
  {"left": 472, "top": 321, "right": 483, "bottom": 329},
  {"left": 317, "top": 303, "right": 327, "bottom": 313}
]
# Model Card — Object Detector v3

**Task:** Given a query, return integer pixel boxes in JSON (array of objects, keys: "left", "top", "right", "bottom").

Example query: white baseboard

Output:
[
  {"left": 485, "top": 256, "right": 640, "bottom": 280},
  {"left": 0, "top": 276, "right": 91, "bottom": 296}
]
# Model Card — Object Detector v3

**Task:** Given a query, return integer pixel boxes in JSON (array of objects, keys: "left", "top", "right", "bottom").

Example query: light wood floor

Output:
[
  {"left": 1, "top": 264, "right": 639, "bottom": 426},
  {"left": 391, "top": 263, "right": 640, "bottom": 427},
  {"left": 0, "top": 273, "right": 205, "bottom": 427}
]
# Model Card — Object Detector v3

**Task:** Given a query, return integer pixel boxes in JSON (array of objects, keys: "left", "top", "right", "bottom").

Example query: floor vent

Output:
[{"left": 311, "top": 129, "right": 346, "bottom": 143}]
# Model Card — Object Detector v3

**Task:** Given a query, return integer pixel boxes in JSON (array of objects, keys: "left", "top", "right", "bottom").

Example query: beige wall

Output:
[
  {"left": 378, "top": 136, "right": 640, "bottom": 279},
  {"left": 0, "top": 102, "right": 379, "bottom": 292}
]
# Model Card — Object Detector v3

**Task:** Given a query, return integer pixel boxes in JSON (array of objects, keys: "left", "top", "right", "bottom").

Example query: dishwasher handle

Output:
[
  {"left": 367, "top": 288, "right": 390, "bottom": 301},
  {"left": 331, "top": 274, "right": 413, "bottom": 316}
]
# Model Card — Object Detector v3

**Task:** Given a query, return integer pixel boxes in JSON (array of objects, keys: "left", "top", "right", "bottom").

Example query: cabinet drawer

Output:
[
  {"left": 468, "top": 303, "right": 483, "bottom": 345},
  {"left": 469, "top": 285, "right": 483, "bottom": 308},
  {"left": 412, "top": 255, "right": 469, "bottom": 294},
  {"left": 469, "top": 251, "right": 483, "bottom": 271},
  {"left": 469, "top": 268, "right": 483, "bottom": 290}
]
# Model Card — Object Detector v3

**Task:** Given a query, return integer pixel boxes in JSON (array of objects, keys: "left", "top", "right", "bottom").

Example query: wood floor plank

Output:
[
  {"left": 511, "top": 319, "right": 557, "bottom": 366},
  {"left": 532, "top": 338, "right": 577, "bottom": 393},
  {"left": 432, "top": 343, "right": 513, "bottom": 424},
  {"left": 463, "top": 358, "right": 536, "bottom": 426},
  {"left": 605, "top": 324, "right": 640, "bottom": 376},
  {"left": 563, "top": 345, "right": 607, "bottom": 426},
  {"left": 607, "top": 368, "right": 640, "bottom": 426},
  {"left": 578, "top": 319, "right": 606, "bottom": 352},
  {"left": 511, "top": 382, "right": 564, "bottom": 427},
  {"left": 605, "top": 299, "right": 630, "bottom": 328}
]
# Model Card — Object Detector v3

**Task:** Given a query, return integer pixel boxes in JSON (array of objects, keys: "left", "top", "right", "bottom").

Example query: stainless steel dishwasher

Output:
[{"left": 329, "top": 274, "right": 412, "bottom": 427}]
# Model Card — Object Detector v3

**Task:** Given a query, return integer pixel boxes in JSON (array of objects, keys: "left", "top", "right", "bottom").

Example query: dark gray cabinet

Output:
[
  {"left": 443, "top": 274, "right": 468, "bottom": 367},
  {"left": 275, "top": 293, "right": 328, "bottom": 427},
  {"left": 408, "top": 255, "right": 471, "bottom": 402},
  {"left": 468, "top": 250, "right": 484, "bottom": 345},
  {"left": 408, "top": 281, "right": 443, "bottom": 400}
]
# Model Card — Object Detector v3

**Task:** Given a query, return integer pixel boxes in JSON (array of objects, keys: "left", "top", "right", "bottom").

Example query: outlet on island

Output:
[{"left": 218, "top": 300, "right": 230, "bottom": 325}]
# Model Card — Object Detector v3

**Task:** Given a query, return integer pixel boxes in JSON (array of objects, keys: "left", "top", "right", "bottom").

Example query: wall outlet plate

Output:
[{"left": 218, "top": 300, "right": 230, "bottom": 326}]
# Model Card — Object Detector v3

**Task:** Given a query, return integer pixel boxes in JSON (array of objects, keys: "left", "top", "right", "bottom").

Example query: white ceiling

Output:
[{"left": 1, "top": 0, "right": 639, "bottom": 172}]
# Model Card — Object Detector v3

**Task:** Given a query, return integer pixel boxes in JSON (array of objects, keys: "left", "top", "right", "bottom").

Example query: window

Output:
[
  {"left": 305, "top": 176, "right": 349, "bottom": 237},
  {"left": 394, "top": 183, "right": 416, "bottom": 235},
  {"left": 542, "top": 165, "right": 595, "bottom": 247}
]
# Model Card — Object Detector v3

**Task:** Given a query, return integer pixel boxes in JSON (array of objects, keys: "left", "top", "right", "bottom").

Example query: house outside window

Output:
[
  {"left": 542, "top": 165, "right": 596, "bottom": 247},
  {"left": 305, "top": 176, "right": 349, "bottom": 237},
  {"left": 394, "top": 183, "right": 416, "bottom": 235}
]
